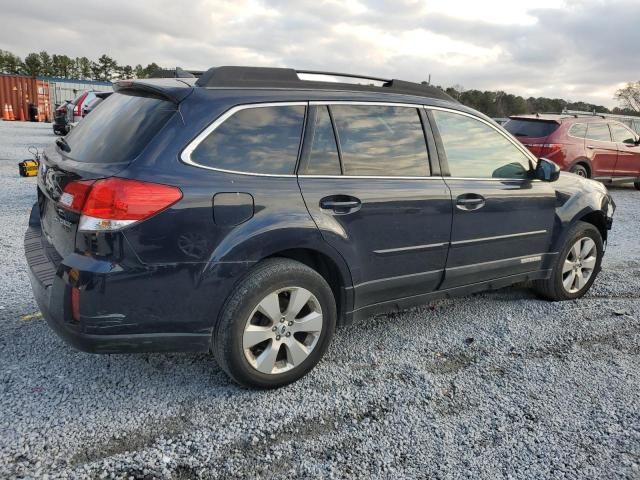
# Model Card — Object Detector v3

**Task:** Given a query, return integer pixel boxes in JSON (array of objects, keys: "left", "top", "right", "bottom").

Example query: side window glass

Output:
[
  {"left": 568, "top": 123, "right": 587, "bottom": 138},
  {"left": 610, "top": 124, "right": 637, "bottom": 144},
  {"left": 331, "top": 105, "right": 429, "bottom": 176},
  {"left": 585, "top": 123, "right": 612, "bottom": 142},
  {"left": 191, "top": 105, "right": 305, "bottom": 174},
  {"left": 432, "top": 110, "right": 532, "bottom": 179},
  {"left": 302, "top": 106, "right": 341, "bottom": 175}
]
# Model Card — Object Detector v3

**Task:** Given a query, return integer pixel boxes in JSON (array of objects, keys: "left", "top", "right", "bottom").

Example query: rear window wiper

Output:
[{"left": 56, "top": 137, "right": 71, "bottom": 153}]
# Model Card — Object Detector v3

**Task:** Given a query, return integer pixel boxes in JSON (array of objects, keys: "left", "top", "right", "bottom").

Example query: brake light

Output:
[
  {"left": 60, "top": 178, "right": 182, "bottom": 231},
  {"left": 60, "top": 180, "right": 95, "bottom": 213},
  {"left": 523, "top": 143, "right": 563, "bottom": 157},
  {"left": 73, "top": 92, "right": 88, "bottom": 116}
]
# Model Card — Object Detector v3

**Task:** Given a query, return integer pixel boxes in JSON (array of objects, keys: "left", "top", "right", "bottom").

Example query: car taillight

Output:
[
  {"left": 73, "top": 93, "right": 88, "bottom": 116},
  {"left": 523, "top": 143, "right": 563, "bottom": 157},
  {"left": 60, "top": 180, "right": 95, "bottom": 212},
  {"left": 60, "top": 178, "right": 182, "bottom": 231}
]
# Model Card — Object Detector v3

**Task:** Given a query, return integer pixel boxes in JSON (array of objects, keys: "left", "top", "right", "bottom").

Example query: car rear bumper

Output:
[{"left": 25, "top": 207, "right": 213, "bottom": 354}]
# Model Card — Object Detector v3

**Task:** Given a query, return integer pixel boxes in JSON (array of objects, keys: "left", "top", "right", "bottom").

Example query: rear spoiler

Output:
[{"left": 113, "top": 79, "right": 194, "bottom": 104}]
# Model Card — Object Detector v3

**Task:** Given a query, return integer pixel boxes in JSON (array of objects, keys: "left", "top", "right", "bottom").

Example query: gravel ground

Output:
[{"left": 0, "top": 121, "right": 639, "bottom": 479}]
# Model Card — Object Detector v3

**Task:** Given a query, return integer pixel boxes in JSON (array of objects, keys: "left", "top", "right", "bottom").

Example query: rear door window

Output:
[
  {"left": 64, "top": 93, "right": 176, "bottom": 164},
  {"left": 585, "top": 123, "right": 612, "bottom": 142},
  {"left": 330, "top": 105, "right": 429, "bottom": 176},
  {"left": 191, "top": 105, "right": 305, "bottom": 174},
  {"left": 504, "top": 119, "right": 558, "bottom": 138}
]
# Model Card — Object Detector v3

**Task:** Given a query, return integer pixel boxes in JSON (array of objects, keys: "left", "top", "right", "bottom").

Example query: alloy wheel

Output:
[
  {"left": 242, "top": 287, "right": 323, "bottom": 375},
  {"left": 562, "top": 237, "right": 597, "bottom": 293}
]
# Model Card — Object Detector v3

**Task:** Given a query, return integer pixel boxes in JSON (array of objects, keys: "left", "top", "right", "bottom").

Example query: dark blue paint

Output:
[{"left": 25, "top": 79, "right": 616, "bottom": 354}]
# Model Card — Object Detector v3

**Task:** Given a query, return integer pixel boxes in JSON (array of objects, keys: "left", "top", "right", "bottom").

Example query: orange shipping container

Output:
[{"left": 0, "top": 74, "right": 50, "bottom": 122}]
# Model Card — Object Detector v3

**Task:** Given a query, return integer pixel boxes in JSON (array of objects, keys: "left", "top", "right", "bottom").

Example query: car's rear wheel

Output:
[
  {"left": 571, "top": 164, "right": 589, "bottom": 178},
  {"left": 634, "top": 181, "right": 640, "bottom": 191},
  {"left": 533, "top": 221, "right": 603, "bottom": 301},
  {"left": 213, "top": 258, "right": 336, "bottom": 388}
]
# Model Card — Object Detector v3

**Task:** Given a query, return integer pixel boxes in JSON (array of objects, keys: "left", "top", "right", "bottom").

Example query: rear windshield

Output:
[
  {"left": 63, "top": 93, "right": 176, "bottom": 164},
  {"left": 504, "top": 119, "right": 559, "bottom": 138}
]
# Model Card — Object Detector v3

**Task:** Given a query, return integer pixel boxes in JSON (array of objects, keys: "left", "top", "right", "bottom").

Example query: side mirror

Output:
[{"left": 535, "top": 158, "right": 561, "bottom": 182}]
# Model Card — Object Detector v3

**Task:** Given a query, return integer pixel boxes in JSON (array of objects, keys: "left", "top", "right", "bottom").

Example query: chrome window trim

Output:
[
  {"left": 310, "top": 100, "right": 424, "bottom": 108},
  {"left": 445, "top": 177, "right": 542, "bottom": 182},
  {"left": 298, "top": 174, "right": 441, "bottom": 180},
  {"left": 180, "top": 99, "right": 538, "bottom": 180},
  {"left": 180, "top": 101, "right": 308, "bottom": 177},
  {"left": 426, "top": 105, "right": 538, "bottom": 163},
  {"left": 450, "top": 229, "right": 547, "bottom": 246}
]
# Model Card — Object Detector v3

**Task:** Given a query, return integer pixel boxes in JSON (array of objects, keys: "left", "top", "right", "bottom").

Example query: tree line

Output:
[
  {"left": 435, "top": 85, "right": 640, "bottom": 118},
  {"left": 1, "top": 48, "right": 639, "bottom": 118},
  {"left": 0, "top": 49, "right": 160, "bottom": 82}
]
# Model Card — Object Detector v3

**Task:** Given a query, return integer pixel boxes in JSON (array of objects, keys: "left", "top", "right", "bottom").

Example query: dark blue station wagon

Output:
[{"left": 26, "top": 67, "right": 615, "bottom": 387}]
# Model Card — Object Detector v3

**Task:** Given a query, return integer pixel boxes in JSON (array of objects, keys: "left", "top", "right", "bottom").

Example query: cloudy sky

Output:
[{"left": 1, "top": 0, "right": 637, "bottom": 107}]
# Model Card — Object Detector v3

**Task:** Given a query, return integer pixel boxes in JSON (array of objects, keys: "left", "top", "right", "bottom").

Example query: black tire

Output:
[
  {"left": 213, "top": 258, "right": 336, "bottom": 388},
  {"left": 634, "top": 181, "right": 640, "bottom": 191},
  {"left": 533, "top": 221, "right": 603, "bottom": 301},
  {"left": 571, "top": 164, "right": 589, "bottom": 178}
]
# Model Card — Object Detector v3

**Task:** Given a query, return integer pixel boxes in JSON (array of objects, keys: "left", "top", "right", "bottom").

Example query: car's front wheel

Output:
[
  {"left": 634, "top": 181, "right": 640, "bottom": 191},
  {"left": 213, "top": 258, "right": 336, "bottom": 388},
  {"left": 571, "top": 164, "right": 589, "bottom": 178},
  {"left": 534, "top": 221, "right": 603, "bottom": 301}
]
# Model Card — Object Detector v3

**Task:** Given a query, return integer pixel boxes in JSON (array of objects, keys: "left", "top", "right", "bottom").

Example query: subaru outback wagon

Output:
[{"left": 26, "top": 67, "right": 615, "bottom": 388}]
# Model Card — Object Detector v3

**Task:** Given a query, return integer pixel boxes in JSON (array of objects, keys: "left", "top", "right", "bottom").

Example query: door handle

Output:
[
  {"left": 586, "top": 145, "right": 595, "bottom": 149},
  {"left": 456, "top": 194, "right": 485, "bottom": 211},
  {"left": 319, "top": 196, "right": 361, "bottom": 214}
]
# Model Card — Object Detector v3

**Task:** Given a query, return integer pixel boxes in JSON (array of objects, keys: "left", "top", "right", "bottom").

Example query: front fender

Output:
[{"left": 549, "top": 173, "right": 613, "bottom": 253}]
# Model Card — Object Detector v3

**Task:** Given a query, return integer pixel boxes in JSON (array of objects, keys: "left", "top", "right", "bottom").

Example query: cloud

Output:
[{"left": 0, "top": 0, "right": 636, "bottom": 107}]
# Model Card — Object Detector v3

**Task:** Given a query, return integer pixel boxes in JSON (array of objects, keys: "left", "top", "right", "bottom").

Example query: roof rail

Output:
[
  {"left": 147, "top": 67, "right": 204, "bottom": 79},
  {"left": 560, "top": 108, "right": 640, "bottom": 121},
  {"left": 296, "top": 69, "right": 390, "bottom": 84},
  {"left": 194, "top": 66, "right": 456, "bottom": 102}
]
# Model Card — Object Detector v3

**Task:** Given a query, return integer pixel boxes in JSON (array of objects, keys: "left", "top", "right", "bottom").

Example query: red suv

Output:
[{"left": 505, "top": 115, "right": 640, "bottom": 190}]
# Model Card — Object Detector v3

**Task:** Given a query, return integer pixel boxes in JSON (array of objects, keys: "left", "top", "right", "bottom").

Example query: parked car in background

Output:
[
  {"left": 52, "top": 101, "right": 72, "bottom": 136},
  {"left": 67, "top": 90, "right": 101, "bottom": 124},
  {"left": 505, "top": 114, "right": 640, "bottom": 190},
  {"left": 26, "top": 67, "right": 615, "bottom": 388},
  {"left": 82, "top": 92, "right": 112, "bottom": 116}
]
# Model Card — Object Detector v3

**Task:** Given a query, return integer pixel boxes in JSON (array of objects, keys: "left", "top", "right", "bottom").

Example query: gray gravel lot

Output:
[{"left": 0, "top": 121, "right": 639, "bottom": 479}]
